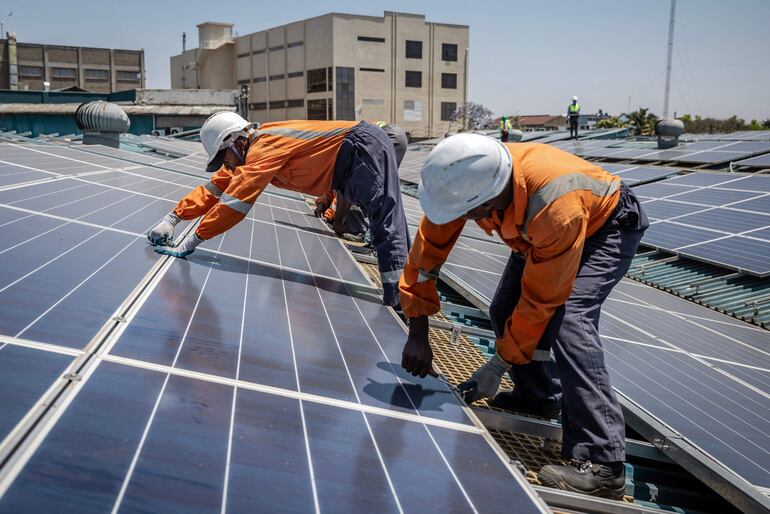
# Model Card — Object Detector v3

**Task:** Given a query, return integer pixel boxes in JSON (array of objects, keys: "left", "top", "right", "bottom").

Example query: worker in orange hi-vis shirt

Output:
[
  {"left": 398, "top": 133, "right": 648, "bottom": 499},
  {"left": 147, "top": 112, "right": 410, "bottom": 306}
]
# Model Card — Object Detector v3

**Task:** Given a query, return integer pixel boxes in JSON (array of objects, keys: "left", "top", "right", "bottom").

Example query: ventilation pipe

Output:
[
  {"left": 655, "top": 118, "right": 684, "bottom": 149},
  {"left": 508, "top": 129, "right": 523, "bottom": 142},
  {"left": 75, "top": 101, "right": 130, "bottom": 148}
]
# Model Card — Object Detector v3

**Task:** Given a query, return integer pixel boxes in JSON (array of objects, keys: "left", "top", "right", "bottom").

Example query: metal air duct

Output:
[{"left": 75, "top": 101, "right": 130, "bottom": 148}]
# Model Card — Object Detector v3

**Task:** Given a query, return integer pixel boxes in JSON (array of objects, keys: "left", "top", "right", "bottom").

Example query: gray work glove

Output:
[
  {"left": 154, "top": 232, "right": 204, "bottom": 258},
  {"left": 148, "top": 213, "right": 181, "bottom": 246},
  {"left": 457, "top": 353, "right": 512, "bottom": 404}
]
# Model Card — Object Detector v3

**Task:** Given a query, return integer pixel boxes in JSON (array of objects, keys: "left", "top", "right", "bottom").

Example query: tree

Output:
[
  {"left": 596, "top": 116, "right": 627, "bottom": 129},
  {"left": 628, "top": 108, "right": 659, "bottom": 136},
  {"left": 451, "top": 102, "right": 494, "bottom": 131}
]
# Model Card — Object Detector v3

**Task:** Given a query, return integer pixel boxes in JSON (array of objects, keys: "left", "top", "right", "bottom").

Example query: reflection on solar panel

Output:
[
  {"left": 0, "top": 142, "right": 546, "bottom": 512},
  {"left": 598, "top": 163, "right": 681, "bottom": 185},
  {"left": 635, "top": 172, "right": 770, "bottom": 276},
  {"left": 601, "top": 280, "right": 770, "bottom": 490}
]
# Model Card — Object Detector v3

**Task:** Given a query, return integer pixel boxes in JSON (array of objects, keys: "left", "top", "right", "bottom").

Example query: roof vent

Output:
[
  {"left": 75, "top": 101, "right": 130, "bottom": 148},
  {"left": 655, "top": 118, "right": 684, "bottom": 149}
]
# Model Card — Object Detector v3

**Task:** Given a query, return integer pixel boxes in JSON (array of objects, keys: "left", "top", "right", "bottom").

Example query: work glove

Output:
[
  {"left": 314, "top": 197, "right": 331, "bottom": 218},
  {"left": 147, "top": 213, "right": 181, "bottom": 246},
  {"left": 154, "top": 232, "right": 204, "bottom": 258},
  {"left": 382, "top": 282, "right": 401, "bottom": 310},
  {"left": 456, "top": 353, "right": 512, "bottom": 404}
]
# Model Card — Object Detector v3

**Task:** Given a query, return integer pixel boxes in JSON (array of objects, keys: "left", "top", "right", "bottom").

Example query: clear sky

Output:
[{"left": 4, "top": 0, "right": 769, "bottom": 120}]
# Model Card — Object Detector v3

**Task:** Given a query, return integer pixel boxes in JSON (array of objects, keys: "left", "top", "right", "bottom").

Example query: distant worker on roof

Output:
[
  {"left": 314, "top": 121, "right": 408, "bottom": 240},
  {"left": 499, "top": 115, "right": 512, "bottom": 142},
  {"left": 398, "top": 133, "right": 648, "bottom": 499},
  {"left": 568, "top": 95, "right": 581, "bottom": 139},
  {"left": 147, "top": 112, "right": 410, "bottom": 307}
]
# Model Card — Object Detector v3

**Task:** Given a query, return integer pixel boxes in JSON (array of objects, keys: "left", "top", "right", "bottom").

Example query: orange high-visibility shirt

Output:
[
  {"left": 174, "top": 120, "right": 359, "bottom": 240},
  {"left": 399, "top": 143, "right": 621, "bottom": 365}
]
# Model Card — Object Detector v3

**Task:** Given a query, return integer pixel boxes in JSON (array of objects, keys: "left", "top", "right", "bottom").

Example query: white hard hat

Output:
[
  {"left": 200, "top": 111, "right": 251, "bottom": 172},
  {"left": 418, "top": 133, "right": 512, "bottom": 225},
  {"left": 572, "top": 96, "right": 578, "bottom": 101}
]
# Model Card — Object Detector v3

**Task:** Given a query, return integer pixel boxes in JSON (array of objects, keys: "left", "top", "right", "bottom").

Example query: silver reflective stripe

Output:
[
  {"left": 416, "top": 266, "right": 441, "bottom": 283},
  {"left": 220, "top": 192, "right": 253, "bottom": 215},
  {"left": 255, "top": 126, "right": 350, "bottom": 140},
  {"left": 532, "top": 349, "right": 551, "bottom": 362},
  {"left": 524, "top": 173, "right": 620, "bottom": 231},
  {"left": 204, "top": 181, "right": 223, "bottom": 198},
  {"left": 380, "top": 269, "right": 403, "bottom": 284}
]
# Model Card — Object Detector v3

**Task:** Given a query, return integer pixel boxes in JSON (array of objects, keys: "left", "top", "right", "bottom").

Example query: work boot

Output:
[
  {"left": 538, "top": 459, "right": 626, "bottom": 500},
  {"left": 489, "top": 390, "right": 560, "bottom": 419}
]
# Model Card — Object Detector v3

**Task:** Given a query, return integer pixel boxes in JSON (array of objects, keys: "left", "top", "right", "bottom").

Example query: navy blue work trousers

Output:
[
  {"left": 332, "top": 121, "right": 411, "bottom": 304},
  {"left": 488, "top": 183, "right": 648, "bottom": 462}
]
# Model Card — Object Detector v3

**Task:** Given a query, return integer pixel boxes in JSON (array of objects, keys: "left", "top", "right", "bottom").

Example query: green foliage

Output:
[
  {"left": 628, "top": 108, "right": 659, "bottom": 136},
  {"left": 677, "top": 113, "right": 768, "bottom": 133},
  {"left": 596, "top": 116, "right": 627, "bottom": 129}
]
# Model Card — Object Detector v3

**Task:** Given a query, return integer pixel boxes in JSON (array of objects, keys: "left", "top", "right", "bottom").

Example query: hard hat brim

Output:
[{"left": 206, "top": 148, "right": 227, "bottom": 173}]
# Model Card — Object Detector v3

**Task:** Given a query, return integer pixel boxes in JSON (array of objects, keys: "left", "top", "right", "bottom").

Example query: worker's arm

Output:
[
  {"left": 148, "top": 167, "right": 233, "bottom": 246},
  {"left": 497, "top": 203, "right": 587, "bottom": 365},
  {"left": 155, "top": 148, "right": 292, "bottom": 257},
  {"left": 399, "top": 217, "right": 466, "bottom": 377}
]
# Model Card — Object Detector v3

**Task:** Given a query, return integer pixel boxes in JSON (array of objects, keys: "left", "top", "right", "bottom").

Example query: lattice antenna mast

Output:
[{"left": 663, "top": 0, "right": 677, "bottom": 118}]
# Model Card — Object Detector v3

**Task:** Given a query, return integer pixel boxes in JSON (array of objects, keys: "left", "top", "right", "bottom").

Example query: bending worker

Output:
[
  {"left": 147, "top": 112, "right": 410, "bottom": 306},
  {"left": 568, "top": 96, "right": 581, "bottom": 139},
  {"left": 315, "top": 122, "right": 408, "bottom": 238},
  {"left": 399, "top": 133, "right": 648, "bottom": 498}
]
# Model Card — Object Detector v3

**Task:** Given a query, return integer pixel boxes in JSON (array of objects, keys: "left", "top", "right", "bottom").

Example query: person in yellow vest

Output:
[
  {"left": 568, "top": 96, "right": 581, "bottom": 139},
  {"left": 499, "top": 115, "right": 512, "bottom": 142}
]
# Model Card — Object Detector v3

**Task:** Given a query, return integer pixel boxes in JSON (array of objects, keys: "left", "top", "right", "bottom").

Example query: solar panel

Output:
[
  {"left": 636, "top": 172, "right": 770, "bottom": 276},
  {"left": 398, "top": 150, "right": 429, "bottom": 184},
  {"left": 0, "top": 144, "right": 546, "bottom": 512},
  {"left": 735, "top": 152, "right": 770, "bottom": 169}
]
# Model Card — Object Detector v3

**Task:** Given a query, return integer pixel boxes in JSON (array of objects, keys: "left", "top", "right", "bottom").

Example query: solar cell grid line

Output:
[{"left": 2, "top": 143, "right": 147, "bottom": 174}]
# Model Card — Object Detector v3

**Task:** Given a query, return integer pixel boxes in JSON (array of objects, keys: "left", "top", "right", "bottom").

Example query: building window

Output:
[
  {"left": 404, "top": 100, "right": 423, "bottom": 121},
  {"left": 254, "top": 76, "right": 267, "bottom": 83},
  {"left": 287, "top": 71, "right": 304, "bottom": 78},
  {"left": 238, "top": 79, "right": 251, "bottom": 86},
  {"left": 328, "top": 99, "right": 333, "bottom": 119},
  {"left": 269, "top": 74, "right": 285, "bottom": 81},
  {"left": 253, "top": 48, "right": 266, "bottom": 55},
  {"left": 336, "top": 66, "right": 355, "bottom": 121},
  {"left": 405, "top": 71, "right": 422, "bottom": 88},
  {"left": 360, "top": 67, "right": 385, "bottom": 72},
  {"left": 249, "top": 102, "right": 267, "bottom": 110},
  {"left": 442, "top": 43, "right": 458, "bottom": 62},
  {"left": 362, "top": 98, "right": 385, "bottom": 105},
  {"left": 441, "top": 102, "right": 457, "bottom": 121},
  {"left": 357, "top": 36, "right": 385, "bottom": 43},
  {"left": 441, "top": 73, "right": 457, "bottom": 89},
  {"left": 287, "top": 99, "right": 304, "bottom": 108},
  {"left": 405, "top": 40, "right": 422, "bottom": 59},
  {"left": 308, "top": 99, "right": 328, "bottom": 120},
  {"left": 237, "top": 52, "right": 250, "bottom": 58},
  {"left": 268, "top": 45, "right": 283, "bottom": 51},
  {"left": 307, "top": 68, "right": 328, "bottom": 93},
  {"left": 117, "top": 70, "right": 140, "bottom": 82},
  {"left": 51, "top": 67, "right": 77, "bottom": 79},
  {"left": 85, "top": 69, "right": 109, "bottom": 81},
  {"left": 18, "top": 66, "right": 43, "bottom": 78},
  {"left": 287, "top": 41, "right": 303, "bottom": 48},
  {"left": 327, "top": 67, "right": 333, "bottom": 91},
  {"left": 270, "top": 100, "right": 286, "bottom": 109}
]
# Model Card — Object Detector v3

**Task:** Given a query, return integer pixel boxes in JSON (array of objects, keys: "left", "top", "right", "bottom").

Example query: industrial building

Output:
[
  {"left": 0, "top": 33, "right": 144, "bottom": 93},
  {"left": 170, "top": 12, "right": 469, "bottom": 138}
]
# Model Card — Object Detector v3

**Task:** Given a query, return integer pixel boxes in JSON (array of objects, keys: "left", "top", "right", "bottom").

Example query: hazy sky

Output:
[{"left": 5, "top": 0, "right": 769, "bottom": 120}]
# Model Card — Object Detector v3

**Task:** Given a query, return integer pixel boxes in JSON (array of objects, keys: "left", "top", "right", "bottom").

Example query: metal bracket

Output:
[
  {"left": 112, "top": 315, "right": 127, "bottom": 323},
  {"left": 449, "top": 324, "right": 462, "bottom": 345},
  {"left": 62, "top": 373, "right": 81, "bottom": 382}
]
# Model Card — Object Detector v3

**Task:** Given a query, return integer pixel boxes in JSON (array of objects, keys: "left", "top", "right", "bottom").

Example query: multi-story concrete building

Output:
[
  {"left": 0, "top": 33, "right": 144, "bottom": 93},
  {"left": 170, "top": 12, "right": 469, "bottom": 138}
]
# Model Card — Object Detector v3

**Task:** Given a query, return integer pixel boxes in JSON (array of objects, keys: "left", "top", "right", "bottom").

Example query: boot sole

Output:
[{"left": 539, "top": 471, "right": 626, "bottom": 501}]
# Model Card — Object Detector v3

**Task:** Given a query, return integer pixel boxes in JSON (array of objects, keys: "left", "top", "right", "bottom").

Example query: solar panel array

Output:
[
  {"left": 683, "top": 131, "right": 770, "bottom": 142},
  {"left": 635, "top": 172, "right": 770, "bottom": 276},
  {"left": 0, "top": 142, "right": 547, "bottom": 512}
]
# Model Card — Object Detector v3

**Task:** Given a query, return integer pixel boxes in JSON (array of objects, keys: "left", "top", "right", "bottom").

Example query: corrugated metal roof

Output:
[{"left": 0, "top": 103, "right": 234, "bottom": 116}]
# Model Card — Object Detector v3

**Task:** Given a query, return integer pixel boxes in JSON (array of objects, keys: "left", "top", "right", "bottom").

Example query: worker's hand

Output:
[
  {"left": 147, "top": 213, "right": 180, "bottom": 246},
  {"left": 314, "top": 198, "right": 330, "bottom": 218},
  {"left": 382, "top": 282, "right": 401, "bottom": 309},
  {"left": 401, "top": 316, "right": 435, "bottom": 378},
  {"left": 154, "top": 232, "right": 204, "bottom": 259},
  {"left": 456, "top": 353, "right": 512, "bottom": 404}
]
